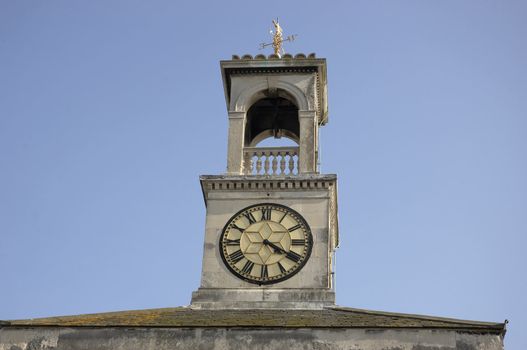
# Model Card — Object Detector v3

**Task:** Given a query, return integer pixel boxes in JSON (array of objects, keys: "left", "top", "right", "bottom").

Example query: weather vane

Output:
[{"left": 259, "top": 19, "right": 297, "bottom": 58}]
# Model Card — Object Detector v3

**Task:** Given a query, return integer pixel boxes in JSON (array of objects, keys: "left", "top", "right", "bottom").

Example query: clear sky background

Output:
[{"left": 1, "top": 1, "right": 525, "bottom": 348}]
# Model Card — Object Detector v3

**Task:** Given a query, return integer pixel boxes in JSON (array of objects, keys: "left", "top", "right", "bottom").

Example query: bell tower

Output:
[
  {"left": 191, "top": 53, "right": 338, "bottom": 309},
  {"left": 224, "top": 54, "right": 327, "bottom": 176}
]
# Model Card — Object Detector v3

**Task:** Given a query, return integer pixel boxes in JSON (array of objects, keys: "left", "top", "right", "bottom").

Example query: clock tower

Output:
[{"left": 191, "top": 53, "right": 339, "bottom": 309}]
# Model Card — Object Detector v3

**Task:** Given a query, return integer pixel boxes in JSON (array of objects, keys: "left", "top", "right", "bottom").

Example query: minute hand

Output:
[{"left": 263, "top": 240, "right": 287, "bottom": 254}]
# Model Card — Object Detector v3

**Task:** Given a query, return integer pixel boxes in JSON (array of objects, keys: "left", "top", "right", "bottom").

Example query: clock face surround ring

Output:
[{"left": 219, "top": 203, "right": 313, "bottom": 285}]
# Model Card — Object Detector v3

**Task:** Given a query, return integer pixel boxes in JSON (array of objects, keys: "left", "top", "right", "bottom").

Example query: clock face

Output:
[{"left": 219, "top": 203, "right": 313, "bottom": 285}]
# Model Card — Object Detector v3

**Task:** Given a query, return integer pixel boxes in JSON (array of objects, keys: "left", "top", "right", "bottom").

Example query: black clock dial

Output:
[{"left": 219, "top": 203, "right": 312, "bottom": 285}]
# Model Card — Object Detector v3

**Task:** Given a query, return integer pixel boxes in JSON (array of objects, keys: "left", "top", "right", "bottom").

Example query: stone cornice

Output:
[{"left": 200, "top": 174, "right": 337, "bottom": 193}]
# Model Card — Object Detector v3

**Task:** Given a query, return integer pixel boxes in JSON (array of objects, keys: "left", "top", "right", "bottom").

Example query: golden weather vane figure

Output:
[{"left": 259, "top": 19, "right": 297, "bottom": 58}]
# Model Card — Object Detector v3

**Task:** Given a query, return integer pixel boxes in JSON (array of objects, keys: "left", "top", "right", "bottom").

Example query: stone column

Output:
[
  {"left": 226, "top": 111, "right": 246, "bottom": 175},
  {"left": 298, "top": 110, "right": 317, "bottom": 174}
]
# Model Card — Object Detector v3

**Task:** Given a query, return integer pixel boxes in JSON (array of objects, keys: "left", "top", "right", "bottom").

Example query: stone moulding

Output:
[{"left": 199, "top": 174, "right": 337, "bottom": 193}]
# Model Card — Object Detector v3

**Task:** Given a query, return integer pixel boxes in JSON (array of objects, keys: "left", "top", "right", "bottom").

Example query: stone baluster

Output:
[
  {"left": 271, "top": 153, "right": 278, "bottom": 175},
  {"left": 263, "top": 154, "right": 270, "bottom": 175},
  {"left": 256, "top": 153, "right": 262, "bottom": 175},
  {"left": 289, "top": 153, "right": 295, "bottom": 175},
  {"left": 280, "top": 153, "right": 286, "bottom": 175},
  {"left": 242, "top": 147, "right": 299, "bottom": 176}
]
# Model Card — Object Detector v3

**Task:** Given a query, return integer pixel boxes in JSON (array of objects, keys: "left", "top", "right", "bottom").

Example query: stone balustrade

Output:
[{"left": 243, "top": 147, "right": 299, "bottom": 176}]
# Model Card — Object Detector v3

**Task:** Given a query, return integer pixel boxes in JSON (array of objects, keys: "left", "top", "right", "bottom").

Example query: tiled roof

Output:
[{"left": 1, "top": 306, "right": 505, "bottom": 334}]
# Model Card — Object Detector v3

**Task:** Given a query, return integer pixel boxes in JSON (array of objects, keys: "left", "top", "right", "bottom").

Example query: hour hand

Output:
[{"left": 263, "top": 239, "right": 286, "bottom": 254}]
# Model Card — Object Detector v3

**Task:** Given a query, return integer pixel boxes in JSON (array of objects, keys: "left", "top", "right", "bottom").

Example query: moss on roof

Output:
[{"left": 1, "top": 306, "right": 505, "bottom": 334}]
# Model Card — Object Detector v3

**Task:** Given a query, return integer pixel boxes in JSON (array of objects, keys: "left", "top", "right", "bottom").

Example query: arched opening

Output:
[
  {"left": 243, "top": 95, "right": 300, "bottom": 176},
  {"left": 245, "top": 97, "right": 299, "bottom": 147}
]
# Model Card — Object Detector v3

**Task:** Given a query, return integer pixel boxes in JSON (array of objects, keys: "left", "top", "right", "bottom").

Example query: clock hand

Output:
[{"left": 263, "top": 239, "right": 287, "bottom": 254}]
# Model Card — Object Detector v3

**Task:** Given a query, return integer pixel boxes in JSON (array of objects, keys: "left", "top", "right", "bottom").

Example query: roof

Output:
[{"left": 1, "top": 306, "right": 506, "bottom": 334}]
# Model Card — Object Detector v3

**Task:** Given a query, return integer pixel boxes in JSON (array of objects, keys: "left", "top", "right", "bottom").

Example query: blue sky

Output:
[{"left": 1, "top": 1, "right": 525, "bottom": 348}]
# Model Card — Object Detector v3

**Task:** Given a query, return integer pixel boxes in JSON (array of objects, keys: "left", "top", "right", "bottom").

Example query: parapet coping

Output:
[{"left": 231, "top": 53, "right": 317, "bottom": 60}]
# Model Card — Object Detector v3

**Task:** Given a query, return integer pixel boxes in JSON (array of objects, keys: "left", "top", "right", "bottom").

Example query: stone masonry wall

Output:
[{"left": 0, "top": 327, "right": 503, "bottom": 350}]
